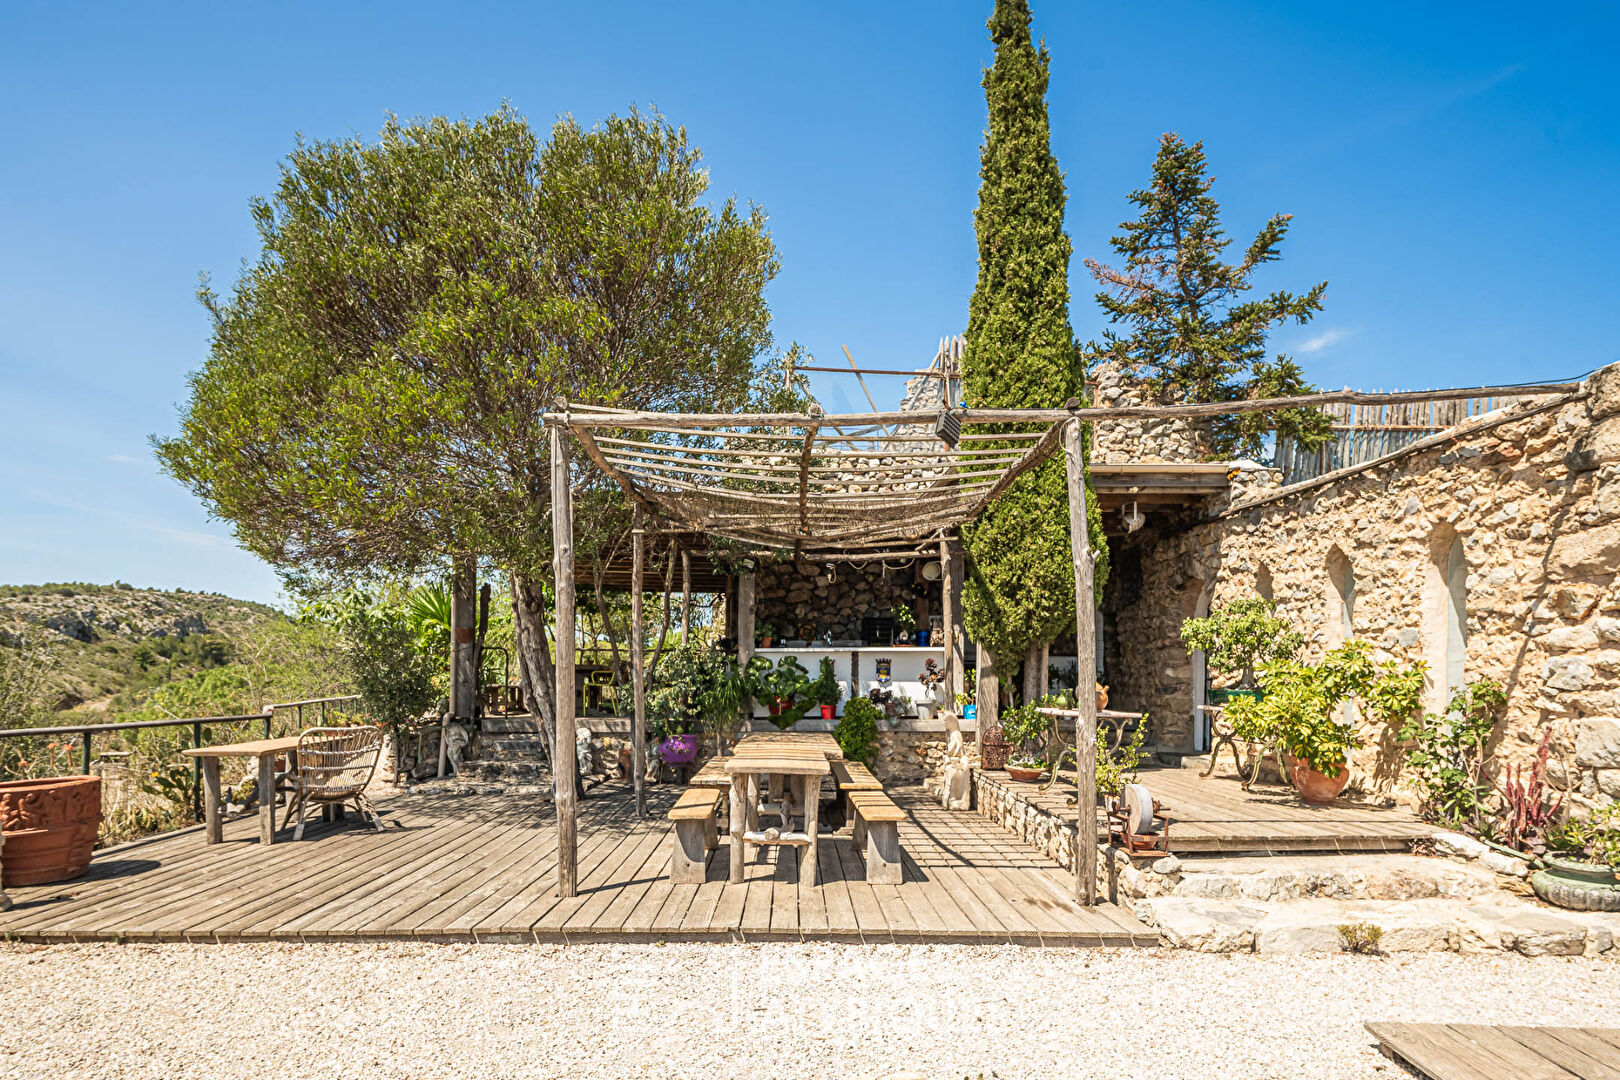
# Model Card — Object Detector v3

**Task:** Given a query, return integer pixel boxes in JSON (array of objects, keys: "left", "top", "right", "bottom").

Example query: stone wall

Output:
[
  {"left": 754, "top": 560, "right": 943, "bottom": 644},
  {"left": 1105, "top": 362, "right": 1620, "bottom": 814},
  {"left": 1089, "top": 360, "right": 1212, "bottom": 464}
]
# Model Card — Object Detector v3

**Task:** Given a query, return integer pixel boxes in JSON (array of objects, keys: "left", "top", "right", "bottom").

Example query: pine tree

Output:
[
  {"left": 1085, "top": 133, "right": 1334, "bottom": 460},
  {"left": 961, "top": 0, "right": 1107, "bottom": 697}
]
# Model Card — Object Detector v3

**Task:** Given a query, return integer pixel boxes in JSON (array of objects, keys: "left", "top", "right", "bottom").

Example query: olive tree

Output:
[{"left": 157, "top": 106, "right": 777, "bottom": 731}]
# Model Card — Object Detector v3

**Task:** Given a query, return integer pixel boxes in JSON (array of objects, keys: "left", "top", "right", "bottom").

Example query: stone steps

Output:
[
  {"left": 458, "top": 757, "right": 549, "bottom": 784},
  {"left": 1133, "top": 894, "right": 1620, "bottom": 956},
  {"left": 482, "top": 714, "right": 543, "bottom": 735}
]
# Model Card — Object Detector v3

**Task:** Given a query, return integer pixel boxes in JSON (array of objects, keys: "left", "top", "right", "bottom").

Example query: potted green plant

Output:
[
  {"left": 744, "top": 655, "right": 813, "bottom": 731},
  {"left": 835, "top": 697, "right": 882, "bottom": 764},
  {"left": 1226, "top": 640, "right": 1423, "bottom": 803},
  {"left": 917, "top": 658, "right": 945, "bottom": 719},
  {"left": 999, "top": 702, "right": 1052, "bottom": 782},
  {"left": 1179, "top": 597, "right": 1304, "bottom": 703},
  {"left": 810, "top": 657, "right": 842, "bottom": 720},
  {"left": 891, "top": 601, "right": 916, "bottom": 646}
]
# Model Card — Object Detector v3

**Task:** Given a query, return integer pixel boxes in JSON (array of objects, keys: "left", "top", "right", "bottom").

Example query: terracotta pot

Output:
[
  {"left": 820, "top": 705, "right": 835, "bottom": 720},
  {"left": 1285, "top": 757, "right": 1349, "bottom": 804},
  {"left": 1005, "top": 765, "right": 1046, "bottom": 783},
  {"left": 0, "top": 775, "right": 102, "bottom": 886},
  {"left": 1095, "top": 683, "right": 1109, "bottom": 712}
]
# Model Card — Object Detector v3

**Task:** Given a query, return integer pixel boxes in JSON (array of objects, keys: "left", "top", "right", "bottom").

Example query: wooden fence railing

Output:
[{"left": 1275, "top": 395, "right": 1525, "bottom": 484}]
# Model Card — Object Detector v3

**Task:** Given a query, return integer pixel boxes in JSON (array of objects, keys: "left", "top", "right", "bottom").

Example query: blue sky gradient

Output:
[{"left": 2, "top": 1, "right": 1615, "bottom": 605}]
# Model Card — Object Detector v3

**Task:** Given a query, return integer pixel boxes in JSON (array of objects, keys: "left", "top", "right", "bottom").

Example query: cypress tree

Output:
[{"left": 961, "top": 0, "right": 1107, "bottom": 702}]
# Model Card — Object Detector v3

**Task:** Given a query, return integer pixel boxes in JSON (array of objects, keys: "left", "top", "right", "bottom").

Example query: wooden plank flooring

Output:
[
  {"left": 0, "top": 784, "right": 1153, "bottom": 946},
  {"left": 980, "top": 766, "right": 1430, "bottom": 853},
  {"left": 1367, "top": 1023, "right": 1620, "bottom": 1080}
]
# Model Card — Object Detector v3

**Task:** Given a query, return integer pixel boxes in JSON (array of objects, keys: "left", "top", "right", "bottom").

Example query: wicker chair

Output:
[{"left": 285, "top": 727, "right": 385, "bottom": 840}]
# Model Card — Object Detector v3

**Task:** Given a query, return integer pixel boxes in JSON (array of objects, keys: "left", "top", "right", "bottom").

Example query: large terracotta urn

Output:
[
  {"left": 0, "top": 775, "right": 102, "bottom": 886},
  {"left": 1284, "top": 757, "right": 1349, "bottom": 805}
]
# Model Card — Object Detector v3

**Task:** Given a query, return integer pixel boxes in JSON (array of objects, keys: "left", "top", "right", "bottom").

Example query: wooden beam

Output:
[
  {"left": 552, "top": 381, "right": 1581, "bottom": 430},
  {"left": 630, "top": 508, "right": 647, "bottom": 820},
  {"left": 797, "top": 365, "right": 950, "bottom": 379},
  {"left": 940, "top": 536, "right": 964, "bottom": 708},
  {"left": 1062, "top": 418, "right": 1098, "bottom": 906},
  {"left": 957, "top": 421, "right": 1066, "bottom": 520},
  {"left": 549, "top": 421, "right": 578, "bottom": 898},
  {"left": 570, "top": 422, "right": 664, "bottom": 522}
]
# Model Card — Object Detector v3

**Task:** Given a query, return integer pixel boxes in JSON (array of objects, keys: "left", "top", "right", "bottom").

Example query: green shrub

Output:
[
  {"left": 835, "top": 698, "right": 881, "bottom": 764},
  {"left": 1398, "top": 678, "right": 1506, "bottom": 829}
]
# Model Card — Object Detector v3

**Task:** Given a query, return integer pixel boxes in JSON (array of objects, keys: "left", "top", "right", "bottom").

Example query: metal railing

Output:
[{"left": 0, "top": 694, "right": 362, "bottom": 822}]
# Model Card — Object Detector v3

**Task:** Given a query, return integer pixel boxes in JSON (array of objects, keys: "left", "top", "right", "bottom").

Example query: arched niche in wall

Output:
[
  {"left": 1256, "top": 562, "right": 1274, "bottom": 602},
  {"left": 1325, "top": 545, "right": 1355, "bottom": 648},
  {"left": 1422, "top": 525, "right": 1468, "bottom": 714},
  {"left": 1187, "top": 579, "right": 1215, "bottom": 752}
]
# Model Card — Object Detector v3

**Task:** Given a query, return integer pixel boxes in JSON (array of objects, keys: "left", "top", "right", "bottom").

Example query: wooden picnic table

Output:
[
  {"left": 183, "top": 735, "right": 301, "bottom": 846},
  {"left": 725, "top": 748, "right": 831, "bottom": 887},
  {"left": 735, "top": 730, "right": 843, "bottom": 760}
]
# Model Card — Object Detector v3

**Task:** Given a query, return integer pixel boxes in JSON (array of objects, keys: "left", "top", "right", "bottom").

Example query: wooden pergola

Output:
[
  {"left": 540, "top": 379, "right": 1583, "bottom": 902},
  {"left": 544, "top": 401, "right": 1105, "bottom": 902}
]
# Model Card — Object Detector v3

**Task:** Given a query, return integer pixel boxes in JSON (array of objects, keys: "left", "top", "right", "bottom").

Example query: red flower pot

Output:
[
  {"left": 0, "top": 775, "right": 102, "bottom": 886},
  {"left": 820, "top": 705, "right": 835, "bottom": 720}
]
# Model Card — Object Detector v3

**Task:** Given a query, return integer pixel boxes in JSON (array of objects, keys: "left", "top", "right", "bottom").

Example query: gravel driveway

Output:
[{"left": 2, "top": 942, "right": 1615, "bottom": 1080}]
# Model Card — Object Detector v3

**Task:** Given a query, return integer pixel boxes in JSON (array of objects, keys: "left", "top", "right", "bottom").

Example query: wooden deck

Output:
[
  {"left": 978, "top": 765, "right": 1431, "bottom": 854},
  {"left": 0, "top": 784, "right": 1153, "bottom": 946},
  {"left": 1367, "top": 1022, "right": 1620, "bottom": 1080}
]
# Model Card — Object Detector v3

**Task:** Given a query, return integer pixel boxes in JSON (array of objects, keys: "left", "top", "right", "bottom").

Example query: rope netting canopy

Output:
[{"left": 546, "top": 402, "right": 1077, "bottom": 561}]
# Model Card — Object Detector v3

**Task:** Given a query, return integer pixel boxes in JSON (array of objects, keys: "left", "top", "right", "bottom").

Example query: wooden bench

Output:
[
  {"left": 830, "top": 759, "right": 883, "bottom": 820},
  {"left": 668, "top": 787, "right": 722, "bottom": 884},
  {"left": 847, "top": 790, "right": 906, "bottom": 885}
]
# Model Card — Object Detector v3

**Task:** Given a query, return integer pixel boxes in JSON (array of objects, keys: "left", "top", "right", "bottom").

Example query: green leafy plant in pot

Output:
[
  {"left": 999, "top": 702, "right": 1053, "bottom": 782},
  {"left": 810, "top": 657, "right": 842, "bottom": 719},
  {"left": 744, "top": 655, "right": 813, "bottom": 731},
  {"left": 891, "top": 601, "right": 916, "bottom": 645},
  {"left": 1179, "top": 597, "right": 1304, "bottom": 704},
  {"left": 1225, "top": 640, "right": 1424, "bottom": 803},
  {"left": 835, "top": 697, "right": 882, "bottom": 764}
]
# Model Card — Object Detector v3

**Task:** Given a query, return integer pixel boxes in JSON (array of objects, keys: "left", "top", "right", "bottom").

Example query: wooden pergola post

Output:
[
  {"left": 679, "top": 550, "right": 692, "bottom": 644},
  {"left": 630, "top": 509, "right": 648, "bottom": 819},
  {"left": 550, "top": 421, "right": 578, "bottom": 898},
  {"left": 1062, "top": 417, "right": 1098, "bottom": 905},
  {"left": 737, "top": 569, "right": 755, "bottom": 728}
]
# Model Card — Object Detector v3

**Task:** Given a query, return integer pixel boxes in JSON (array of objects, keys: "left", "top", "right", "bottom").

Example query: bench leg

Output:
[
  {"left": 728, "top": 776, "right": 746, "bottom": 884},
  {"left": 703, "top": 807, "right": 718, "bottom": 852},
  {"left": 864, "top": 821, "right": 902, "bottom": 885},
  {"left": 852, "top": 809, "right": 867, "bottom": 852},
  {"left": 672, "top": 819, "right": 708, "bottom": 885}
]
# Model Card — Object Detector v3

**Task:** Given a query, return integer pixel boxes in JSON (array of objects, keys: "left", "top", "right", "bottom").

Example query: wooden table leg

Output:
[
  {"left": 745, "top": 773, "right": 761, "bottom": 862},
  {"left": 728, "top": 775, "right": 746, "bottom": 884},
  {"left": 201, "top": 758, "right": 223, "bottom": 844},
  {"left": 801, "top": 774, "right": 818, "bottom": 887},
  {"left": 257, "top": 752, "right": 277, "bottom": 845}
]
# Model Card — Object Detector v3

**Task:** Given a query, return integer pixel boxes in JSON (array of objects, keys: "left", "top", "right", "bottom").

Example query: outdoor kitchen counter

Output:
[{"left": 749, "top": 645, "right": 947, "bottom": 720}]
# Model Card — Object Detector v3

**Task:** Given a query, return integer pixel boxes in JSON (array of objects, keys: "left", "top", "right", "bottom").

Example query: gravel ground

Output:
[{"left": 2, "top": 942, "right": 1615, "bottom": 1080}]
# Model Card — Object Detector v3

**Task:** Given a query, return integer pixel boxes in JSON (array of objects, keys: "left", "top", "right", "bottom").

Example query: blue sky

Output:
[{"left": 2, "top": 1, "right": 1615, "bottom": 606}]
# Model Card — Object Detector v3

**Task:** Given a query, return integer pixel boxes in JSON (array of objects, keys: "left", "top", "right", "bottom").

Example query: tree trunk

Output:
[
  {"left": 1022, "top": 642, "right": 1042, "bottom": 708},
  {"left": 511, "top": 571, "right": 583, "bottom": 801}
]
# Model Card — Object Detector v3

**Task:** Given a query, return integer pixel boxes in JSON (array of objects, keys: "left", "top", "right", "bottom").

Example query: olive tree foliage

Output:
[{"left": 156, "top": 106, "right": 778, "bottom": 726}]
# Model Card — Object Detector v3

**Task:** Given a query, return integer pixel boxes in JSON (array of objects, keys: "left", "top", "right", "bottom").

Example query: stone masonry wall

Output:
[
  {"left": 1090, "top": 360, "right": 1212, "bottom": 464},
  {"left": 754, "top": 560, "right": 942, "bottom": 644},
  {"left": 1108, "top": 362, "right": 1620, "bottom": 815}
]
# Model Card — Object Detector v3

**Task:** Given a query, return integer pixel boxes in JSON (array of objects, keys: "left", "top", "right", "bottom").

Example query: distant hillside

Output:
[{"left": 0, "top": 583, "right": 286, "bottom": 711}]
